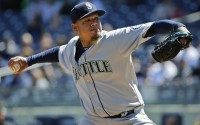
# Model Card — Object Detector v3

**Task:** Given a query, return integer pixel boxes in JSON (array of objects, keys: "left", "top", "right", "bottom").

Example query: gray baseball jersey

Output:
[{"left": 59, "top": 22, "right": 153, "bottom": 118}]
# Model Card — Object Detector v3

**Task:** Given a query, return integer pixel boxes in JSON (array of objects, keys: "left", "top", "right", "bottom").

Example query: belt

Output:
[{"left": 104, "top": 109, "right": 135, "bottom": 118}]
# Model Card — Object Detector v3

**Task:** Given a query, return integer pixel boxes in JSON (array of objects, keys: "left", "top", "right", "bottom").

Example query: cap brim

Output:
[{"left": 79, "top": 10, "right": 106, "bottom": 20}]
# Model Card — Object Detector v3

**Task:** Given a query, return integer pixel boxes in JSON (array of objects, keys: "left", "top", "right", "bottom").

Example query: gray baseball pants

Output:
[{"left": 78, "top": 106, "right": 156, "bottom": 125}]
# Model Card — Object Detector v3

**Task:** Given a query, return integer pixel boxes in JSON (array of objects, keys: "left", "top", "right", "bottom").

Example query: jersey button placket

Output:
[{"left": 86, "top": 81, "right": 107, "bottom": 117}]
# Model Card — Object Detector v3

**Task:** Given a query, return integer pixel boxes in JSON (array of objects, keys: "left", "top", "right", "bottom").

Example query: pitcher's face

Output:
[{"left": 72, "top": 14, "right": 102, "bottom": 41}]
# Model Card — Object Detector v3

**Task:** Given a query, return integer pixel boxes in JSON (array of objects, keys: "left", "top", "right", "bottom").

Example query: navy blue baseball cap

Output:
[{"left": 70, "top": 2, "right": 106, "bottom": 23}]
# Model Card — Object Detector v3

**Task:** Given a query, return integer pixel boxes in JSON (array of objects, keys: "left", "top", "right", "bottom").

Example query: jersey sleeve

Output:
[
  {"left": 58, "top": 36, "right": 79, "bottom": 72},
  {"left": 58, "top": 44, "right": 71, "bottom": 71},
  {"left": 105, "top": 22, "right": 153, "bottom": 56}
]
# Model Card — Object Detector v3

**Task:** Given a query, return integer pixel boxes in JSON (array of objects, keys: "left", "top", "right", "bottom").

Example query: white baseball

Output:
[{"left": 12, "top": 63, "right": 21, "bottom": 72}]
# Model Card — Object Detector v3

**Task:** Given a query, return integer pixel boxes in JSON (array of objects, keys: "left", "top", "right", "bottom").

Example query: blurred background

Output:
[{"left": 0, "top": 0, "right": 200, "bottom": 125}]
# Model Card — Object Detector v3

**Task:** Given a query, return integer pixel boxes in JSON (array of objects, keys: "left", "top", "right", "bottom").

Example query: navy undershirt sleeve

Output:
[
  {"left": 26, "top": 46, "right": 60, "bottom": 66},
  {"left": 145, "top": 19, "right": 185, "bottom": 38}
]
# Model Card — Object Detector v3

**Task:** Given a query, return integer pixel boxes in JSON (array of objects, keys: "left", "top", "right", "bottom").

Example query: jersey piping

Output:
[{"left": 84, "top": 55, "right": 111, "bottom": 117}]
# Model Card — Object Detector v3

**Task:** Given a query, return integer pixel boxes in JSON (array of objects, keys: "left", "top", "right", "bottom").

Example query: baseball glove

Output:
[{"left": 152, "top": 31, "right": 193, "bottom": 62}]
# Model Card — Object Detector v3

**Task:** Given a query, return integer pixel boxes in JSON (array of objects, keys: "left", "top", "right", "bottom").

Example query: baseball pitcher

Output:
[{"left": 8, "top": 2, "right": 192, "bottom": 125}]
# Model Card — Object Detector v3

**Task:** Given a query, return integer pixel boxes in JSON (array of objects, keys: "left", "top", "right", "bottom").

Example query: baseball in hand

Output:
[{"left": 12, "top": 63, "right": 21, "bottom": 72}]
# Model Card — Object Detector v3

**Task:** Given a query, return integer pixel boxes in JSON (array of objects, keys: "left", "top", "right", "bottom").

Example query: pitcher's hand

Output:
[{"left": 8, "top": 56, "right": 28, "bottom": 74}]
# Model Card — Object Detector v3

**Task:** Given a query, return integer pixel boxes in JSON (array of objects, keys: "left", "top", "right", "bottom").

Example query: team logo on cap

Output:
[{"left": 85, "top": 2, "right": 92, "bottom": 10}]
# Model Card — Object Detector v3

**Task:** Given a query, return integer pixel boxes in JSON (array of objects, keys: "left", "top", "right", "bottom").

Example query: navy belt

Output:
[{"left": 104, "top": 109, "right": 135, "bottom": 118}]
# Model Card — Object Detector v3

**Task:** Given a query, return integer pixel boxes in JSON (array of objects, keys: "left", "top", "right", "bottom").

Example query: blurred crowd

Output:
[{"left": 0, "top": 0, "right": 200, "bottom": 102}]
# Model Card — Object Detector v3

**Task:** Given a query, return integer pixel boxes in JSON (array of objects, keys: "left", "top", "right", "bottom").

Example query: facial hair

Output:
[{"left": 91, "top": 33, "right": 100, "bottom": 44}]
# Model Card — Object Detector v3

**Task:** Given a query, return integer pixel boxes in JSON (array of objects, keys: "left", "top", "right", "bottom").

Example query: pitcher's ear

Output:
[{"left": 72, "top": 24, "right": 78, "bottom": 32}]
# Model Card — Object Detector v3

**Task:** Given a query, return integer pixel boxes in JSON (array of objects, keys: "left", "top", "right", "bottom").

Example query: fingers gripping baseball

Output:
[
  {"left": 11, "top": 63, "right": 21, "bottom": 72},
  {"left": 8, "top": 56, "right": 28, "bottom": 74}
]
